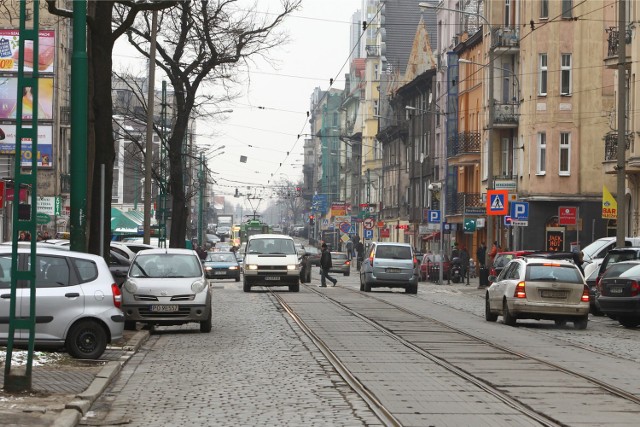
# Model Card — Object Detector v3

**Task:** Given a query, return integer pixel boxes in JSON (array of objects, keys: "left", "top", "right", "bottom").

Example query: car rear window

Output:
[
  {"left": 602, "top": 251, "right": 640, "bottom": 271},
  {"left": 526, "top": 264, "right": 583, "bottom": 283},
  {"left": 72, "top": 258, "right": 99, "bottom": 282},
  {"left": 375, "top": 246, "right": 412, "bottom": 259},
  {"left": 331, "top": 253, "right": 347, "bottom": 260},
  {"left": 206, "top": 253, "right": 236, "bottom": 263},
  {"left": 606, "top": 263, "right": 640, "bottom": 279}
]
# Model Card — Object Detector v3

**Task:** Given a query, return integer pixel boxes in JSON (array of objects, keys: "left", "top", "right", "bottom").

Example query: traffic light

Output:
[
  {"left": 296, "top": 186, "right": 302, "bottom": 197},
  {"left": 234, "top": 188, "right": 239, "bottom": 197},
  {"left": 309, "top": 215, "right": 315, "bottom": 226}
]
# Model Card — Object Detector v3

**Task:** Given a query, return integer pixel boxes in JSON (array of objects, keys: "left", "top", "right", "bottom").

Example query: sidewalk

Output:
[{"left": 0, "top": 329, "right": 149, "bottom": 427}]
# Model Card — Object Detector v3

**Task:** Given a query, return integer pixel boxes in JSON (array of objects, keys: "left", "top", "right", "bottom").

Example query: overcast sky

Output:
[{"left": 115, "top": 1, "right": 362, "bottom": 214}]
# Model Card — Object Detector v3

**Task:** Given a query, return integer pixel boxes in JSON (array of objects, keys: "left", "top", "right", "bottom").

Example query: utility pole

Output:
[
  {"left": 143, "top": 10, "right": 158, "bottom": 245},
  {"left": 485, "top": 29, "right": 495, "bottom": 267},
  {"left": 198, "top": 152, "right": 204, "bottom": 246},
  {"left": 616, "top": 0, "right": 627, "bottom": 247}
]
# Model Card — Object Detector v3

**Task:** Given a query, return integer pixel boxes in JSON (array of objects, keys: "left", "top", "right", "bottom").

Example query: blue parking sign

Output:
[
  {"left": 428, "top": 210, "right": 441, "bottom": 223},
  {"left": 364, "top": 229, "right": 373, "bottom": 239},
  {"left": 510, "top": 202, "right": 529, "bottom": 220}
]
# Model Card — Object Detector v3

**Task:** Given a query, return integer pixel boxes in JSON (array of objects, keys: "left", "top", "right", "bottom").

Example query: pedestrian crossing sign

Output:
[{"left": 486, "top": 190, "right": 508, "bottom": 216}]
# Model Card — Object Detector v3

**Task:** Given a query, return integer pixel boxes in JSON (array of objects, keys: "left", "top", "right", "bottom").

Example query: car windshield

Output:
[
  {"left": 582, "top": 239, "right": 612, "bottom": 261},
  {"left": 206, "top": 253, "right": 237, "bottom": 263},
  {"left": 526, "top": 264, "right": 583, "bottom": 283},
  {"left": 247, "top": 238, "right": 296, "bottom": 255},
  {"left": 602, "top": 251, "right": 639, "bottom": 271},
  {"left": 130, "top": 254, "right": 202, "bottom": 278},
  {"left": 375, "top": 246, "right": 412, "bottom": 259},
  {"left": 331, "top": 253, "right": 347, "bottom": 260},
  {"left": 494, "top": 254, "right": 514, "bottom": 268}
]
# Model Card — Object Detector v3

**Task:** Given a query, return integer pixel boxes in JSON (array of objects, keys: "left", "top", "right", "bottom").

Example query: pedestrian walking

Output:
[
  {"left": 345, "top": 238, "right": 354, "bottom": 261},
  {"left": 195, "top": 244, "right": 207, "bottom": 261},
  {"left": 488, "top": 241, "right": 498, "bottom": 267},
  {"left": 460, "top": 245, "right": 470, "bottom": 284},
  {"left": 319, "top": 243, "right": 337, "bottom": 287},
  {"left": 355, "top": 240, "right": 365, "bottom": 271},
  {"left": 476, "top": 242, "right": 486, "bottom": 269}
]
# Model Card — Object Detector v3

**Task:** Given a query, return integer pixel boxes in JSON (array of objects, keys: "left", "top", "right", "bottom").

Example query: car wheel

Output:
[
  {"left": 405, "top": 284, "right": 417, "bottom": 294},
  {"left": 502, "top": 299, "right": 517, "bottom": 326},
  {"left": 200, "top": 311, "right": 212, "bottom": 333},
  {"left": 363, "top": 279, "right": 371, "bottom": 292},
  {"left": 289, "top": 283, "right": 300, "bottom": 292},
  {"left": 555, "top": 319, "right": 567, "bottom": 327},
  {"left": 359, "top": 273, "right": 364, "bottom": 291},
  {"left": 65, "top": 320, "right": 108, "bottom": 360},
  {"left": 124, "top": 320, "right": 137, "bottom": 331},
  {"left": 344, "top": 272, "right": 350, "bottom": 277},
  {"left": 243, "top": 279, "right": 252, "bottom": 292},
  {"left": 235, "top": 276, "right": 240, "bottom": 282},
  {"left": 573, "top": 316, "right": 588, "bottom": 330},
  {"left": 618, "top": 316, "right": 640, "bottom": 328},
  {"left": 485, "top": 294, "right": 498, "bottom": 322}
]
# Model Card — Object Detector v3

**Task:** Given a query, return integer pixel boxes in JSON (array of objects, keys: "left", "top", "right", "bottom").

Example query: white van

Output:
[
  {"left": 243, "top": 234, "right": 301, "bottom": 292},
  {"left": 582, "top": 236, "right": 640, "bottom": 277}
]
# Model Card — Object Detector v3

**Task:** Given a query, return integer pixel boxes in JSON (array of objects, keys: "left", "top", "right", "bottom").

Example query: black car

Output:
[
  {"left": 597, "top": 261, "right": 640, "bottom": 328},
  {"left": 108, "top": 249, "right": 130, "bottom": 287}
]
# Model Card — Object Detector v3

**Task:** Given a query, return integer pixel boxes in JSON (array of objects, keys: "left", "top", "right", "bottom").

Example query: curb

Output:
[{"left": 57, "top": 329, "right": 150, "bottom": 427}]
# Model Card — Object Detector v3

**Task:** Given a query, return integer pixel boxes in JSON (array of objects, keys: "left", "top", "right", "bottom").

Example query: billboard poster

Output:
[
  {"left": 0, "top": 124, "right": 53, "bottom": 168},
  {"left": 0, "top": 30, "right": 56, "bottom": 73},
  {"left": 0, "top": 76, "right": 54, "bottom": 120}
]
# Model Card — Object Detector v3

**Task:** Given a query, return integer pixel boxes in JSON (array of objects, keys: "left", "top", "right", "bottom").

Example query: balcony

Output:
[
  {"left": 492, "top": 26, "right": 519, "bottom": 50},
  {"left": 603, "top": 131, "right": 635, "bottom": 174},
  {"left": 493, "top": 102, "right": 519, "bottom": 127},
  {"left": 447, "top": 192, "right": 483, "bottom": 216},
  {"left": 604, "top": 27, "right": 632, "bottom": 69},
  {"left": 447, "top": 131, "right": 480, "bottom": 166}
]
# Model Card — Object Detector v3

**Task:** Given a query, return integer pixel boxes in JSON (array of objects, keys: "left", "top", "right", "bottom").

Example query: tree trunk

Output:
[
  {"left": 87, "top": 2, "right": 116, "bottom": 256},
  {"left": 168, "top": 114, "right": 189, "bottom": 248}
]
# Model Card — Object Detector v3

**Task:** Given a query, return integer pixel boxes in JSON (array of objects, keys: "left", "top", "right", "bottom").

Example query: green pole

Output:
[{"left": 70, "top": 0, "right": 88, "bottom": 251}]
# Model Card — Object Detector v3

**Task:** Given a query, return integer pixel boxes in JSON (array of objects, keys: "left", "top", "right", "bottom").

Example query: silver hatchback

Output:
[
  {"left": 121, "top": 249, "right": 212, "bottom": 332},
  {"left": 0, "top": 246, "right": 125, "bottom": 359},
  {"left": 359, "top": 242, "right": 418, "bottom": 293}
]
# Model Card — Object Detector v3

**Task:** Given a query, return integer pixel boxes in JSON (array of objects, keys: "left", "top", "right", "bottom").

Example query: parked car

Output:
[
  {"left": 108, "top": 249, "right": 131, "bottom": 287},
  {"left": 0, "top": 246, "right": 125, "bottom": 359},
  {"left": 360, "top": 242, "right": 418, "bottom": 294},
  {"left": 329, "top": 252, "right": 351, "bottom": 276},
  {"left": 582, "top": 237, "right": 640, "bottom": 277},
  {"left": 420, "top": 253, "right": 450, "bottom": 281},
  {"left": 596, "top": 261, "right": 640, "bottom": 328},
  {"left": 585, "top": 267, "right": 604, "bottom": 316},
  {"left": 203, "top": 251, "right": 241, "bottom": 281},
  {"left": 110, "top": 241, "right": 137, "bottom": 261},
  {"left": 121, "top": 248, "right": 212, "bottom": 332},
  {"left": 485, "top": 257, "right": 590, "bottom": 329},
  {"left": 118, "top": 241, "right": 155, "bottom": 255}
]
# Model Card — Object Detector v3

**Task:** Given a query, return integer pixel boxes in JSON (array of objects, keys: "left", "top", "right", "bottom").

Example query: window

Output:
[
  {"left": 504, "top": 0, "right": 511, "bottom": 26},
  {"left": 559, "top": 132, "right": 571, "bottom": 175},
  {"left": 501, "top": 138, "right": 510, "bottom": 176},
  {"left": 540, "top": 0, "right": 549, "bottom": 19},
  {"left": 537, "top": 132, "right": 546, "bottom": 174},
  {"left": 562, "top": 0, "right": 572, "bottom": 18},
  {"left": 561, "top": 54, "right": 572, "bottom": 95},
  {"left": 538, "top": 54, "right": 547, "bottom": 96}
]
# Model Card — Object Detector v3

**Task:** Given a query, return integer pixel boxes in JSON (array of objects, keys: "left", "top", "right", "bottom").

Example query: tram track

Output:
[{"left": 270, "top": 284, "right": 640, "bottom": 426}]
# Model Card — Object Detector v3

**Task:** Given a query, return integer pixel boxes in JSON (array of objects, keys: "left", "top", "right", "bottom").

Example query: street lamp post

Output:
[{"left": 419, "top": 2, "right": 494, "bottom": 275}]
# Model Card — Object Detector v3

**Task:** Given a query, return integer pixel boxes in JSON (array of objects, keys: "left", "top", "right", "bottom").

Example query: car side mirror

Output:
[{"left": 488, "top": 275, "right": 497, "bottom": 282}]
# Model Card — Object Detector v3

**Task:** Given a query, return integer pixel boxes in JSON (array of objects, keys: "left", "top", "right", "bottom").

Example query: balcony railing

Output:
[
  {"left": 447, "top": 192, "right": 483, "bottom": 216},
  {"left": 604, "top": 132, "right": 633, "bottom": 161},
  {"left": 606, "top": 27, "right": 632, "bottom": 58},
  {"left": 494, "top": 102, "right": 519, "bottom": 125},
  {"left": 447, "top": 131, "right": 481, "bottom": 158},
  {"left": 492, "top": 26, "right": 519, "bottom": 49}
]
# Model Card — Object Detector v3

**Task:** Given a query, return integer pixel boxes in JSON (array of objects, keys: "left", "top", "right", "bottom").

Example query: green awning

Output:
[{"left": 111, "top": 208, "right": 143, "bottom": 232}]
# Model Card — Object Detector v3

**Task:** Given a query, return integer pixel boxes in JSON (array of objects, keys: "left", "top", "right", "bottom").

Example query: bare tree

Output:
[
  {"left": 122, "top": 0, "right": 301, "bottom": 247},
  {"left": 45, "top": 0, "right": 177, "bottom": 255}
]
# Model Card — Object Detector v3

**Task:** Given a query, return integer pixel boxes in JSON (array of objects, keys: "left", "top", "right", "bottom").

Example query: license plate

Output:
[
  {"left": 150, "top": 304, "right": 179, "bottom": 312},
  {"left": 215, "top": 271, "right": 226, "bottom": 275},
  {"left": 265, "top": 276, "right": 281, "bottom": 281},
  {"left": 610, "top": 287, "right": 624, "bottom": 294},
  {"left": 540, "top": 290, "right": 567, "bottom": 299},
  {"left": 386, "top": 268, "right": 400, "bottom": 273}
]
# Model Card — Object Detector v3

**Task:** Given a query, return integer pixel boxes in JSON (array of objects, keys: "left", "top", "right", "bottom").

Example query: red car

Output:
[
  {"left": 489, "top": 250, "right": 536, "bottom": 280},
  {"left": 420, "top": 254, "right": 451, "bottom": 281}
]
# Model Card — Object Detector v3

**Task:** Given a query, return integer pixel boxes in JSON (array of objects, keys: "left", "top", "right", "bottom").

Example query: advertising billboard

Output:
[
  {"left": 0, "top": 124, "right": 53, "bottom": 168},
  {"left": 0, "top": 30, "right": 56, "bottom": 73},
  {"left": 0, "top": 76, "right": 54, "bottom": 120}
]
